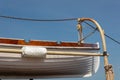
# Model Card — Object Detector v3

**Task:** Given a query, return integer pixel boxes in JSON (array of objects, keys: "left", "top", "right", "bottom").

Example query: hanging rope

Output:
[
  {"left": 84, "top": 21, "right": 120, "bottom": 45},
  {"left": 0, "top": 15, "right": 77, "bottom": 22},
  {"left": 0, "top": 15, "right": 120, "bottom": 46},
  {"left": 79, "top": 28, "right": 98, "bottom": 42}
]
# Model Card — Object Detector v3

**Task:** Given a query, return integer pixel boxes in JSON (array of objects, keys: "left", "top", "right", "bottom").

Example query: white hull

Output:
[{"left": 0, "top": 44, "right": 100, "bottom": 78}]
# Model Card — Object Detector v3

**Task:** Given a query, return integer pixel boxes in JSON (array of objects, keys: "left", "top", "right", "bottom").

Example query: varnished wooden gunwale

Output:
[{"left": 0, "top": 38, "right": 98, "bottom": 48}]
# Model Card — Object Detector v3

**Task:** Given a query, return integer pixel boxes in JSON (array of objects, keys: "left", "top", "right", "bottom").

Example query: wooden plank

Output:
[{"left": 0, "top": 38, "right": 98, "bottom": 47}]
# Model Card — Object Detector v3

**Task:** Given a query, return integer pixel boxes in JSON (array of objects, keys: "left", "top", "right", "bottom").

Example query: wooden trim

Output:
[
  {"left": 0, "top": 38, "right": 98, "bottom": 47},
  {"left": 0, "top": 38, "right": 25, "bottom": 45},
  {"left": 29, "top": 40, "right": 58, "bottom": 46}
]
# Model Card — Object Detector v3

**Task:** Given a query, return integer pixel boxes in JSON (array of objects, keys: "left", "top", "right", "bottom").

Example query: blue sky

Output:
[{"left": 0, "top": 0, "right": 120, "bottom": 80}]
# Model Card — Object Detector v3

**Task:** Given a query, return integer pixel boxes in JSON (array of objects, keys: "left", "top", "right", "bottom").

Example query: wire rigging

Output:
[
  {"left": 84, "top": 21, "right": 120, "bottom": 45},
  {"left": 0, "top": 15, "right": 77, "bottom": 22},
  {"left": 0, "top": 15, "right": 120, "bottom": 45},
  {"left": 80, "top": 27, "right": 98, "bottom": 42}
]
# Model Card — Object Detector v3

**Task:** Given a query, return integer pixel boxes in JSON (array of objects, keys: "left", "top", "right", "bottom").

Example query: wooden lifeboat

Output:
[
  {"left": 1, "top": 17, "right": 114, "bottom": 80},
  {"left": 0, "top": 37, "right": 100, "bottom": 78}
]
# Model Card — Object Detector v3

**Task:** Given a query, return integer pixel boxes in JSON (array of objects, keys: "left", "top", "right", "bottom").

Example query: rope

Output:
[
  {"left": 0, "top": 15, "right": 120, "bottom": 46},
  {"left": 84, "top": 21, "right": 120, "bottom": 45},
  {"left": 0, "top": 15, "right": 77, "bottom": 22},
  {"left": 79, "top": 28, "right": 98, "bottom": 42}
]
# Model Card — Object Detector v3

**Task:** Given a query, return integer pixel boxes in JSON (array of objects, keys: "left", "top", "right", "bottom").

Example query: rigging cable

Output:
[
  {"left": 0, "top": 15, "right": 120, "bottom": 45},
  {"left": 84, "top": 21, "right": 120, "bottom": 45},
  {"left": 79, "top": 28, "right": 98, "bottom": 42},
  {"left": 0, "top": 15, "right": 77, "bottom": 22}
]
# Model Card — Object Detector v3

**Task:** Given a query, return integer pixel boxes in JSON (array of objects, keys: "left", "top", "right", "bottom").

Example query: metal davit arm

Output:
[
  {"left": 78, "top": 18, "right": 107, "bottom": 52},
  {"left": 78, "top": 18, "right": 114, "bottom": 80}
]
